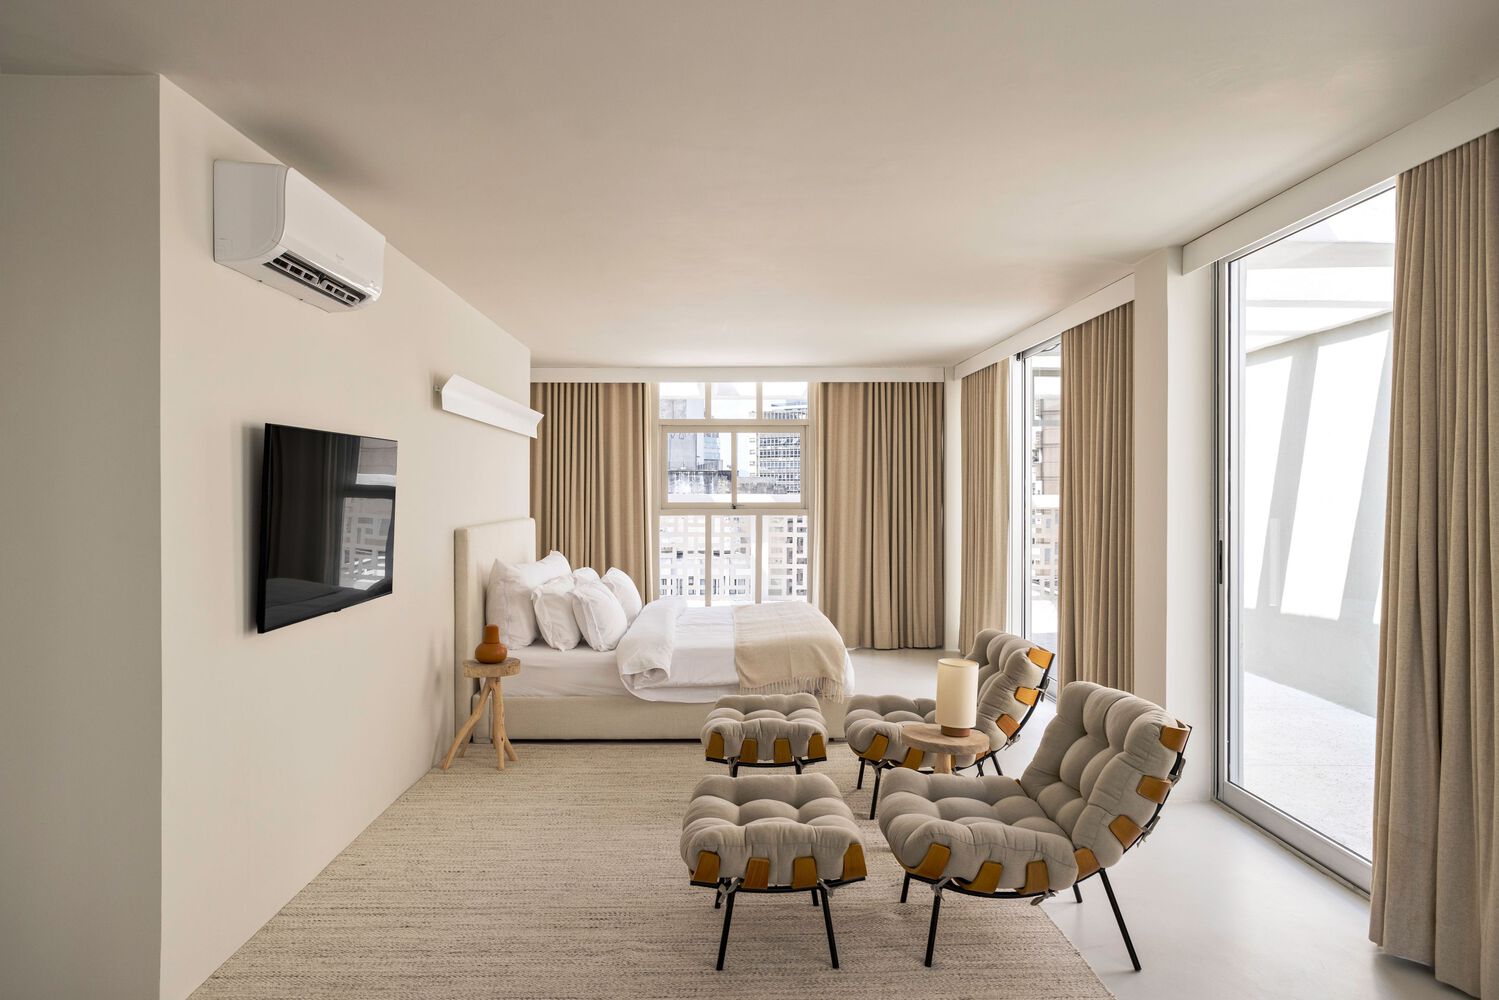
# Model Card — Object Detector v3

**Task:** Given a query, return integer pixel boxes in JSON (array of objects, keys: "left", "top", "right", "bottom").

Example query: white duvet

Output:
[{"left": 614, "top": 597, "right": 854, "bottom": 698}]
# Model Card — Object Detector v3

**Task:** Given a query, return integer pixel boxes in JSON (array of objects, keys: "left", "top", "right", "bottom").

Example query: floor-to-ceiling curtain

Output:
[
  {"left": 1057, "top": 303, "right": 1133, "bottom": 689},
  {"left": 959, "top": 360, "right": 1009, "bottom": 650},
  {"left": 1370, "top": 130, "right": 1498, "bottom": 999},
  {"left": 815, "top": 381, "right": 944, "bottom": 649},
  {"left": 530, "top": 383, "right": 651, "bottom": 592}
]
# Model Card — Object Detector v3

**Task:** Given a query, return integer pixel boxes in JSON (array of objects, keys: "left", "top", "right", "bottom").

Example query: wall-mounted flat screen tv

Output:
[{"left": 256, "top": 424, "right": 397, "bottom": 633}]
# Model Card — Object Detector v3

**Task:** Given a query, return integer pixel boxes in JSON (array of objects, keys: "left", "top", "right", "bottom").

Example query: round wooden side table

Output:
[
  {"left": 899, "top": 722, "right": 990, "bottom": 774},
  {"left": 441, "top": 658, "right": 520, "bottom": 772}
]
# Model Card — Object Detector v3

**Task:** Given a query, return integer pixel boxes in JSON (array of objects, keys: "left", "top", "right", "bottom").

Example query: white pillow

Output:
[
  {"left": 532, "top": 577, "right": 582, "bottom": 650},
  {"left": 572, "top": 581, "right": 629, "bottom": 651},
  {"left": 486, "top": 551, "right": 571, "bottom": 647},
  {"left": 602, "top": 567, "right": 644, "bottom": 622},
  {"left": 572, "top": 567, "right": 601, "bottom": 586}
]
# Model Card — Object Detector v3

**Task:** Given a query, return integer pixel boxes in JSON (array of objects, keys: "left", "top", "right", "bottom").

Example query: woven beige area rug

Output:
[{"left": 193, "top": 742, "right": 1113, "bottom": 999}]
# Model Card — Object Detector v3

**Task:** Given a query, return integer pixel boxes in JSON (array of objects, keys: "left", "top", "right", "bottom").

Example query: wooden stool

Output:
[
  {"left": 898, "top": 722, "right": 990, "bottom": 774},
  {"left": 441, "top": 658, "right": 520, "bottom": 771}
]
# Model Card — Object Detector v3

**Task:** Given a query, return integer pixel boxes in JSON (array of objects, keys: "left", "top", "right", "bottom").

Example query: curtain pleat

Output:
[
  {"left": 1370, "top": 129, "right": 1498, "bottom": 999},
  {"left": 815, "top": 382, "right": 944, "bottom": 649},
  {"left": 529, "top": 383, "right": 651, "bottom": 593},
  {"left": 959, "top": 360, "right": 1009, "bottom": 649},
  {"left": 1057, "top": 303, "right": 1134, "bottom": 689}
]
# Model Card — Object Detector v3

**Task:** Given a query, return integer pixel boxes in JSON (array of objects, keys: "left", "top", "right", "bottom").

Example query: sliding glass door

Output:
[{"left": 1219, "top": 187, "right": 1395, "bottom": 888}]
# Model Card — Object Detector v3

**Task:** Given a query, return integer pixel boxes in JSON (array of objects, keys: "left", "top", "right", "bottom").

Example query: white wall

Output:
[
  {"left": 0, "top": 75, "right": 164, "bottom": 1000},
  {"left": 154, "top": 80, "right": 531, "bottom": 998},
  {"left": 1131, "top": 248, "right": 1215, "bottom": 799}
]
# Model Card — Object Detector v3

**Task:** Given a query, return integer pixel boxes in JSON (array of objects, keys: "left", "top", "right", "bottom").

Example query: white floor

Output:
[{"left": 846, "top": 649, "right": 1461, "bottom": 1000}]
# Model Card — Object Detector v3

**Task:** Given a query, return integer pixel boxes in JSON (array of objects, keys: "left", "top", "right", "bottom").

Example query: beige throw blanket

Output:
[{"left": 732, "top": 602, "right": 847, "bottom": 701}]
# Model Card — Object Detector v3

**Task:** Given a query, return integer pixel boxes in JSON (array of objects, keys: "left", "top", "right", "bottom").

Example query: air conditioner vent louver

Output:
[{"left": 263, "top": 251, "right": 367, "bottom": 307}]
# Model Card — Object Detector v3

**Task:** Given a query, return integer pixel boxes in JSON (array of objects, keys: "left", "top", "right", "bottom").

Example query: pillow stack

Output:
[{"left": 485, "top": 554, "right": 646, "bottom": 653}]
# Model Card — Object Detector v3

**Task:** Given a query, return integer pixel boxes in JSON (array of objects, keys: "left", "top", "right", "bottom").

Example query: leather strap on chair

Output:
[
  {"left": 741, "top": 737, "right": 760, "bottom": 762},
  {"left": 861, "top": 732, "right": 890, "bottom": 763},
  {"left": 1136, "top": 775, "right": 1172, "bottom": 803},
  {"left": 808, "top": 732, "right": 827, "bottom": 759},
  {"left": 960, "top": 860, "right": 1003, "bottom": 894},
  {"left": 997, "top": 714, "right": 1020, "bottom": 738},
  {"left": 1027, "top": 647, "right": 1056, "bottom": 668},
  {"left": 1073, "top": 847, "right": 1100, "bottom": 880},
  {"left": 841, "top": 843, "right": 867, "bottom": 881},
  {"left": 1159, "top": 724, "right": 1190, "bottom": 753},
  {"left": 907, "top": 843, "right": 951, "bottom": 879},
  {"left": 791, "top": 856, "right": 818, "bottom": 889},
  {"left": 773, "top": 738, "right": 794, "bottom": 764},
  {"left": 744, "top": 857, "right": 771, "bottom": 890},
  {"left": 692, "top": 851, "right": 721, "bottom": 884},
  {"left": 900, "top": 747, "right": 925, "bottom": 769},
  {"left": 1015, "top": 687, "right": 1041, "bottom": 706},
  {"left": 705, "top": 731, "right": 725, "bottom": 761},
  {"left": 1022, "top": 860, "right": 1050, "bottom": 895},
  {"left": 1109, "top": 815, "right": 1143, "bottom": 849}
]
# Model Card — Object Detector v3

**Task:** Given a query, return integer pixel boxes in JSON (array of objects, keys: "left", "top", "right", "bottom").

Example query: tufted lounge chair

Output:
[
  {"left": 844, "top": 629, "right": 1054, "bottom": 819},
  {"left": 877, "top": 681, "right": 1190, "bottom": 968}
]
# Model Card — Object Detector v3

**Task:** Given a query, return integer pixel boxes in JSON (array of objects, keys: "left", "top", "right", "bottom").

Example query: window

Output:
[
  {"left": 1220, "top": 186, "right": 1394, "bottom": 890},
  {"left": 1021, "top": 343, "right": 1061, "bottom": 653},
  {"left": 657, "top": 382, "right": 810, "bottom": 605}
]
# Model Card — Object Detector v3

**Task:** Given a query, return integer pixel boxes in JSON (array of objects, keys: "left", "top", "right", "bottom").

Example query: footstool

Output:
[
  {"left": 701, "top": 693, "right": 829, "bottom": 775},
  {"left": 681, "top": 773, "right": 866, "bottom": 970}
]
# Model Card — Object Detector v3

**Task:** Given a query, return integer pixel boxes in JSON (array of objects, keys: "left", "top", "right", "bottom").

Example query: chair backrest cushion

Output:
[
  {"left": 1019, "top": 681, "right": 1186, "bottom": 869},
  {"left": 964, "top": 630, "right": 1053, "bottom": 747}
]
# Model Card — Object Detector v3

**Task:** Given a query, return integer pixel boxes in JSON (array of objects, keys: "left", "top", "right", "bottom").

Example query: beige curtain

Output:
[
  {"left": 1057, "top": 303, "right": 1133, "bottom": 690},
  {"left": 530, "top": 383, "right": 651, "bottom": 592},
  {"left": 959, "top": 360, "right": 1009, "bottom": 650},
  {"left": 815, "top": 382, "right": 944, "bottom": 649},
  {"left": 1370, "top": 130, "right": 1498, "bottom": 999}
]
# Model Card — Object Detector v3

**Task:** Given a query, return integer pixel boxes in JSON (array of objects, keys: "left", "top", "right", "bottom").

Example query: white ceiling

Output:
[{"left": 4, "top": 1, "right": 1498, "bottom": 367}]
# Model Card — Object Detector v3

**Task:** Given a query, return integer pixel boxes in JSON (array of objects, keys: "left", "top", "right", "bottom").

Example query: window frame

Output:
[
  {"left": 1215, "top": 180, "right": 1394, "bottom": 895},
  {"left": 655, "top": 381, "right": 813, "bottom": 606}
]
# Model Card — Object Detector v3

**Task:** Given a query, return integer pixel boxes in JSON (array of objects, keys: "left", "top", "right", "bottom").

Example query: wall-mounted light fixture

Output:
[{"left": 435, "top": 374, "right": 543, "bottom": 438}]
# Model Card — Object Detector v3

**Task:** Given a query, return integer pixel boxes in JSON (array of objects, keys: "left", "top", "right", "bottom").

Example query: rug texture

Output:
[{"left": 192, "top": 742, "right": 1113, "bottom": 999}]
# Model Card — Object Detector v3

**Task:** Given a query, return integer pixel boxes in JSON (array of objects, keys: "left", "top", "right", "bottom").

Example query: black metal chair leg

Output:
[
  {"left": 869, "top": 765, "right": 883, "bottom": 820},
  {"left": 811, "top": 889, "right": 820, "bottom": 907},
  {"left": 856, "top": 759, "right": 866, "bottom": 790},
  {"left": 976, "top": 758, "right": 985, "bottom": 776},
  {"left": 729, "top": 761, "right": 738, "bottom": 778},
  {"left": 794, "top": 760, "right": 803, "bottom": 774},
  {"left": 1073, "top": 883, "right": 1083, "bottom": 903},
  {"left": 923, "top": 893, "right": 942, "bottom": 967},
  {"left": 900, "top": 872, "right": 911, "bottom": 903},
  {"left": 819, "top": 886, "right": 840, "bottom": 969},
  {"left": 714, "top": 891, "right": 722, "bottom": 909},
  {"left": 715, "top": 889, "right": 736, "bottom": 971},
  {"left": 1098, "top": 869, "right": 1141, "bottom": 971}
]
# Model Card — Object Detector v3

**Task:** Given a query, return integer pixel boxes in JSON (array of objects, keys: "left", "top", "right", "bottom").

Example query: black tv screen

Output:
[{"left": 256, "top": 424, "right": 397, "bottom": 633}]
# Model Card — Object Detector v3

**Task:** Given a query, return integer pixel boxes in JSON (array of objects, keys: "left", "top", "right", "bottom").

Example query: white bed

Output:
[
  {"left": 503, "top": 641, "right": 738, "bottom": 703},
  {"left": 453, "top": 517, "right": 851, "bottom": 740}
]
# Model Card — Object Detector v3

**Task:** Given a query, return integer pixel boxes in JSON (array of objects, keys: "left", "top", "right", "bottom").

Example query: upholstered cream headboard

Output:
[{"left": 453, "top": 517, "right": 536, "bottom": 734}]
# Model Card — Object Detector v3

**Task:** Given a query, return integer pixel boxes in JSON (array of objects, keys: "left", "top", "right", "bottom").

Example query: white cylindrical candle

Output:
[{"left": 935, "top": 657, "right": 979, "bottom": 735}]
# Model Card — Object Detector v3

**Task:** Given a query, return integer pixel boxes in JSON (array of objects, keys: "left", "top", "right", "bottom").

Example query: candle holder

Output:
[{"left": 935, "top": 657, "right": 979, "bottom": 737}]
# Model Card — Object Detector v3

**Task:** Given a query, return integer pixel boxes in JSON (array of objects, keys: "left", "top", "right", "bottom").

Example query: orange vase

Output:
[{"left": 474, "top": 625, "right": 509, "bottom": 664}]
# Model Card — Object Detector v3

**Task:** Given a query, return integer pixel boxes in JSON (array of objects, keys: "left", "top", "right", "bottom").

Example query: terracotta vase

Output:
[{"left": 474, "top": 625, "right": 509, "bottom": 664}]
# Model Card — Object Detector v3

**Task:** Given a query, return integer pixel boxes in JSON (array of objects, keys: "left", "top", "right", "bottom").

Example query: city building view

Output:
[
  {"left": 657, "top": 383, "right": 809, "bottom": 604},
  {"left": 1026, "top": 351, "right": 1061, "bottom": 652}
]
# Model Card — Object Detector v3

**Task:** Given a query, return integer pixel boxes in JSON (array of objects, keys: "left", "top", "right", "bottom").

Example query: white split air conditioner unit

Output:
[{"left": 213, "top": 160, "right": 384, "bottom": 311}]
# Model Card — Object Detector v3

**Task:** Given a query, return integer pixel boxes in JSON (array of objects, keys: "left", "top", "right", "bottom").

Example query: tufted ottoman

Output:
[
  {"left": 701, "top": 694, "right": 829, "bottom": 775},
  {"left": 681, "top": 773, "right": 866, "bottom": 970}
]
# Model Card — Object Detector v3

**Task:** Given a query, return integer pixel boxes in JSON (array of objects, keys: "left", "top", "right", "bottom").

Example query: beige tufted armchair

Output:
[
  {"left": 876, "top": 681, "right": 1190, "bottom": 968},
  {"left": 843, "top": 629, "right": 1055, "bottom": 819}
]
